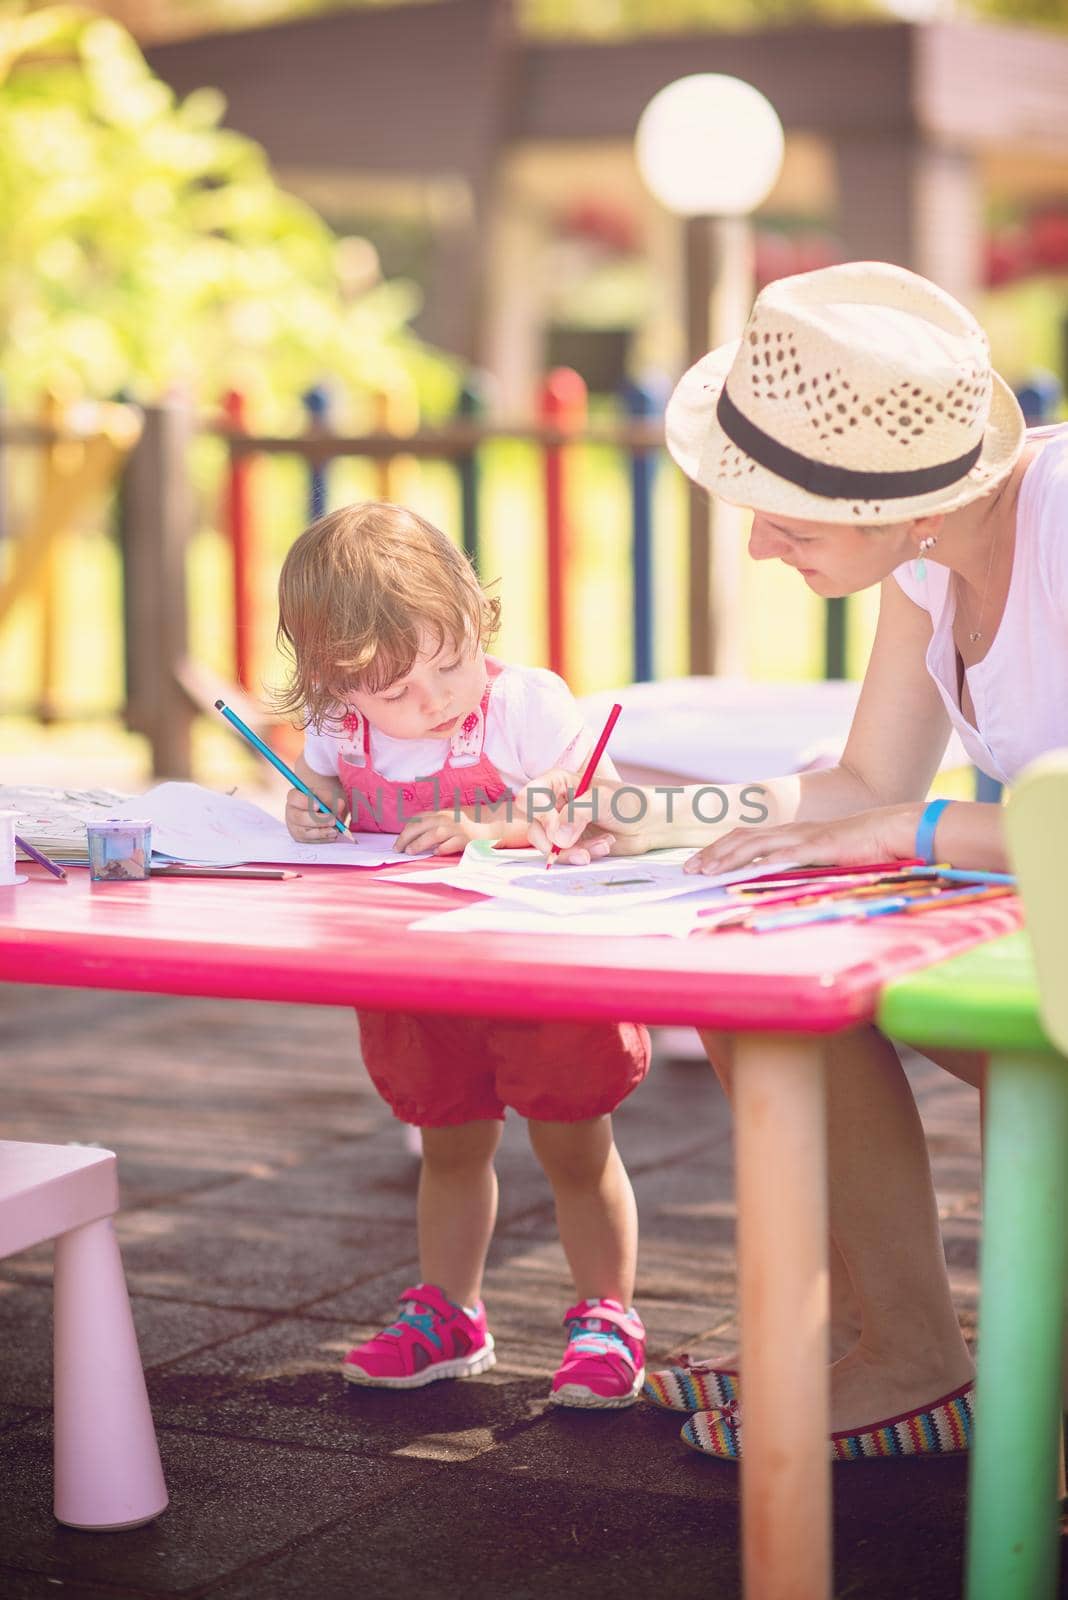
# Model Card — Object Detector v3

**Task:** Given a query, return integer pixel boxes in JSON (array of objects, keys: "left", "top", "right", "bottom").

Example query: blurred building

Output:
[{"left": 145, "top": 0, "right": 1068, "bottom": 411}]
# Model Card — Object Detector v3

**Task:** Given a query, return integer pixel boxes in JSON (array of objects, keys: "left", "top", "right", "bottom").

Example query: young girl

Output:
[{"left": 276, "top": 500, "right": 650, "bottom": 1407}]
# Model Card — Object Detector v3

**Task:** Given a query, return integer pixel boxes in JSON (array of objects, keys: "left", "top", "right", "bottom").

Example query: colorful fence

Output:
[{"left": 0, "top": 378, "right": 857, "bottom": 779}]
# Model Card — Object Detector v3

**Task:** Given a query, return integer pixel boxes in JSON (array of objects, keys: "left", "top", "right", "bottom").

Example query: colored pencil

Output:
[
  {"left": 735, "top": 870, "right": 920, "bottom": 896},
  {"left": 14, "top": 833, "right": 67, "bottom": 880},
  {"left": 897, "top": 866, "right": 1015, "bottom": 887},
  {"left": 546, "top": 702, "right": 622, "bottom": 868},
  {"left": 149, "top": 865, "right": 299, "bottom": 880},
  {"left": 735, "top": 859, "right": 925, "bottom": 886},
  {"left": 744, "top": 879, "right": 937, "bottom": 916},
  {"left": 749, "top": 882, "right": 1013, "bottom": 934},
  {"left": 214, "top": 699, "right": 348, "bottom": 836},
  {"left": 900, "top": 884, "right": 1014, "bottom": 914}
]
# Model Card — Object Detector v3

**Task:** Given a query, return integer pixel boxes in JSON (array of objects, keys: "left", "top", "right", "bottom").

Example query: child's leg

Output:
[
  {"left": 527, "top": 1114, "right": 645, "bottom": 1408},
  {"left": 527, "top": 1114, "right": 637, "bottom": 1305},
  {"left": 343, "top": 1117, "right": 501, "bottom": 1389},
  {"left": 418, "top": 1119, "right": 503, "bottom": 1308},
  {"left": 346, "top": 1011, "right": 507, "bottom": 1389}
]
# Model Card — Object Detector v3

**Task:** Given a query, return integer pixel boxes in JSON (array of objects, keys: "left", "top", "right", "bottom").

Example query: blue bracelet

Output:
[{"left": 915, "top": 798, "right": 952, "bottom": 865}]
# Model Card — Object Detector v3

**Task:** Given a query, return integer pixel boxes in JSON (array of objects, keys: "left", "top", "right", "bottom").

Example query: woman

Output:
[{"left": 532, "top": 260, "right": 1068, "bottom": 1458}]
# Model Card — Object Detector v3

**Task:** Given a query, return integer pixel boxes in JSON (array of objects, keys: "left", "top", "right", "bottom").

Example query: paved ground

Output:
[{"left": 0, "top": 986, "right": 1064, "bottom": 1599}]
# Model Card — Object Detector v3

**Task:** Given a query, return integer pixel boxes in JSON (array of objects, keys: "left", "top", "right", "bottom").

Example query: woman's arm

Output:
[
  {"left": 537, "top": 579, "right": 952, "bottom": 858},
  {"left": 680, "top": 580, "right": 1011, "bottom": 874}
]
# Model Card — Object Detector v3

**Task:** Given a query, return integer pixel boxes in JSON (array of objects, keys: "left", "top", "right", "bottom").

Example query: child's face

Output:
[{"left": 351, "top": 633, "right": 487, "bottom": 741}]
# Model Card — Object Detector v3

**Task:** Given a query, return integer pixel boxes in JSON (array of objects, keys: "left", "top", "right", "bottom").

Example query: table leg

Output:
[
  {"left": 733, "top": 1032, "right": 831, "bottom": 1600},
  {"left": 966, "top": 1049, "right": 1068, "bottom": 1600}
]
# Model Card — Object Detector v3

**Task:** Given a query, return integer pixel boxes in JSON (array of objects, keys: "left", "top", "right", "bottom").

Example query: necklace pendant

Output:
[{"left": 969, "top": 629, "right": 982, "bottom": 643}]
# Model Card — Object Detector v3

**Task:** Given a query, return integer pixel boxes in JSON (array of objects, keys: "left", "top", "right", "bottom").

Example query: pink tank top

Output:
[{"left": 336, "top": 658, "right": 512, "bottom": 834}]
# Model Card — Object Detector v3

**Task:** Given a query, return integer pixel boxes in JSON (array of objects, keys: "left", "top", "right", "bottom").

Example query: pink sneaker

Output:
[
  {"left": 550, "top": 1299, "right": 646, "bottom": 1409},
  {"left": 342, "top": 1283, "right": 496, "bottom": 1389}
]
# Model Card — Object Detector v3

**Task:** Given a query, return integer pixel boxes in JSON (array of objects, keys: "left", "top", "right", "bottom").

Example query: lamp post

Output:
[{"left": 636, "top": 75, "right": 784, "bottom": 676}]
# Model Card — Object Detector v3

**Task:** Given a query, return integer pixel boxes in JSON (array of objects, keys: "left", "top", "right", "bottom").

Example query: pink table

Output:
[{"left": 0, "top": 863, "right": 1021, "bottom": 1600}]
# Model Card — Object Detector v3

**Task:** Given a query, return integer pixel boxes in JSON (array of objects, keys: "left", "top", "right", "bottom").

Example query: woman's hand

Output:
[
  {"left": 284, "top": 781, "right": 349, "bottom": 844},
  {"left": 526, "top": 779, "right": 657, "bottom": 864},
  {"left": 682, "top": 804, "right": 918, "bottom": 876}
]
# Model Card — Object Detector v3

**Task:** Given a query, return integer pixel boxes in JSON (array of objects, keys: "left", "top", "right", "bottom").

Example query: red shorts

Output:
[{"left": 355, "top": 1010, "right": 650, "bottom": 1127}]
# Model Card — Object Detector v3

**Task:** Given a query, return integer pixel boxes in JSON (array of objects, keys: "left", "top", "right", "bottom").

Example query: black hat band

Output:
[{"left": 716, "top": 385, "right": 983, "bottom": 501}]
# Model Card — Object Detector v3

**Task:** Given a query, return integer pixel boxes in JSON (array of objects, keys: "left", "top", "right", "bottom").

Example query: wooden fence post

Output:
[{"left": 121, "top": 400, "right": 195, "bottom": 778}]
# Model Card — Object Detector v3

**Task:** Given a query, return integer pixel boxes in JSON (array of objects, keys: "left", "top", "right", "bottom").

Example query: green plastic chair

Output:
[{"left": 879, "top": 752, "right": 1068, "bottom": 1600}]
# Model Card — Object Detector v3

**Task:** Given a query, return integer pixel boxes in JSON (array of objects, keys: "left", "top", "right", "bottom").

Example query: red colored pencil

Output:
[
  {"left": 546, "top": 702, "right": 622, "bottom": 868},
  {"left": 736, "top": 859, "right": 925, "bottom": 886}
]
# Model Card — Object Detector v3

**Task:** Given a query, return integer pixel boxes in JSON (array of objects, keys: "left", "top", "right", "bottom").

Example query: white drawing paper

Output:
[
  {"left": 389, "top": 848, "right": 793, "bottom": 916},
  {"left": 111, "top": 783, "right": 422, "bottom": 867},
  {"left": 409, "top": 885, "right": 742, "bottom": 939}
]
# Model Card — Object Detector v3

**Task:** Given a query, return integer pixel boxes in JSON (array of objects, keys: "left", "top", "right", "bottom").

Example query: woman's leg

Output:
[
  {"left": 527, "top": 1114, "right": 638, "bottom": 1306},
  {"left": 700, "top": 1029, "right": 862, "bottom": 1363},
  {"left": 705, "top": 1026, "right": 977, "bottom": 1431},
  {"left": 418, "top": 1119, "right": 503, "bottom": 1308},
  {"left": 817, "top": 1027, "right": 975, "bottom": 1430}
]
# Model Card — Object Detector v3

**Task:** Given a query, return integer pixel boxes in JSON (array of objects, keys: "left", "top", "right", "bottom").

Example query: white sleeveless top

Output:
[
  {"left": 892, "top": 426, "right": 1068, "bottom": 785},
  {"left": 302, "top": 661, "right": 591, "bottom": 787}
]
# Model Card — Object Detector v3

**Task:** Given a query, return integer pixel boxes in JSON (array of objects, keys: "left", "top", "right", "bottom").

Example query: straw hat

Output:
[{"left": 665, "top": 261, "right": 1025, "bottom": 525}]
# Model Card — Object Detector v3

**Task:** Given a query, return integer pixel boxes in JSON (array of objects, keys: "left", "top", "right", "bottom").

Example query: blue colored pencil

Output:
[
  {"left": 213, "top": 699, "right": 348, "bottom": 836},
  {"left": 751, "top": 882, "right": 1012, "bottom": 933},
  {"left": 897, "top": 865, "right": 1016, "bottom": 887}
]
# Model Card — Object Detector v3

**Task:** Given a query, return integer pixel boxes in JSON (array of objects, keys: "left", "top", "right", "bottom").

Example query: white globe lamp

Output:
[
  {"left": 635, "top": 74, "right": 784, "bottom": 219},
  {"left": 635, "top": 75, "right": 785, "bottom": 676}
]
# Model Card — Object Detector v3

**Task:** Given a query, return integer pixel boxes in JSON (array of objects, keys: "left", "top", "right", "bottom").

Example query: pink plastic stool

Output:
[{"left": 0, "top": 1141, "right": 168, "bottom": 1530}]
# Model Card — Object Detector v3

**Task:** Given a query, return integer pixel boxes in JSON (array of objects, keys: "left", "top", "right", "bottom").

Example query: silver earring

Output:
[{"left": 915, "top": 535, "right": 938, "bottom": 581}]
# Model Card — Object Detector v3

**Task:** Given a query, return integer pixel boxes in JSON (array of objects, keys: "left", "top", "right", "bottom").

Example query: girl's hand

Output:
[
  {"left": 394, "top": 809, "right": 477, "bottom": 856},
  {"left": 527, "top": 778, "right": 655, "bottom": 864},
  {"left": 682, "top": 805, "right": 918, "bottom": 876},
  {"left": 511, "top": 767, "right": 579, "bottom": 841},
  {"left": 285, "top": 783, "right": 348, "bottom": 843}
]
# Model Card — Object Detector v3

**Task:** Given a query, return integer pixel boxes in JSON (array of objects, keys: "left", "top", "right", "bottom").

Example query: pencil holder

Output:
[
  {"left": 86, "top": 819, "right": 152, "bottom": 882},
  {"left": 0, "top": 809, "right": 28, "bottom": 886}
]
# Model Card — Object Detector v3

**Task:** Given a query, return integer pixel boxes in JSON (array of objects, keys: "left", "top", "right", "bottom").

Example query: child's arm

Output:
[
  {"left": 392, "top": 757, "right": 610, "bottom": 857},
  {"left": 392, "top": 670, "right": 608, "bottom": 855},
  {"left": 284, "top": 754, "right": 349, "bottom": 843},
  {"left": 392, "top": 786, "right": 559, "bottom": 855}
]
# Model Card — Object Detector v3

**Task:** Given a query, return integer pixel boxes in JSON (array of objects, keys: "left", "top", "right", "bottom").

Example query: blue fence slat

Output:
[
  {"left": 621, "top": 380, "right": 662, "bottom": 683},
  {"left": 303, "top": 385, "right": 330, "bottom": 521}
]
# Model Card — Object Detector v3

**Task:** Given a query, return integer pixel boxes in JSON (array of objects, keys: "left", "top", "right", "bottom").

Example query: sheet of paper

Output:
[
  {"left": 389, "top": 849, "right": 785, "bottom": 916},
  {"left": 111, "top": 783, "right": 422, "bottom": 867},
  {"left": 2, "top": 785, "right": 132, "bottom": 862},
  {"left": 409, "top": 885, "right": 740, "bottom": 939},
  {"left": 396, "top": 837, "right": 663, "bottom": 883}
]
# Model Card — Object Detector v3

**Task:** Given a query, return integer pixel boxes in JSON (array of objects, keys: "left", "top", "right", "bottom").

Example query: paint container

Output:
[
  {"left": 0, "top": 810, "right": 28, "bottom": 886},
  {"left": 86, "top": 819, "right": 152, "bottom": 882}
]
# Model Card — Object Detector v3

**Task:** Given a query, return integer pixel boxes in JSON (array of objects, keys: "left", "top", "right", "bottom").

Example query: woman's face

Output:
[{"left": 748, "top": 512, "right": 918, "bottom": 598}]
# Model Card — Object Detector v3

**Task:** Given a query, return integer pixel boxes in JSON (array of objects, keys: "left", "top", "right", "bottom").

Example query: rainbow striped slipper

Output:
[
  {"left": 680, "top": 1380, "right": 975, "bottom": 1460},
  {"left": 643, "top": 1357, "right": 740, "bottom": 1414}
]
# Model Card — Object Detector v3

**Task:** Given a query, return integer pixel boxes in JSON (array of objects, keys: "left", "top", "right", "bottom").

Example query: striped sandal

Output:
[
  {"left": 643, "top": 1355, "right": 740, "bottom": 1414},
  {"left": 680, "top": 1380, "right": 975, "bottom": 1460}
]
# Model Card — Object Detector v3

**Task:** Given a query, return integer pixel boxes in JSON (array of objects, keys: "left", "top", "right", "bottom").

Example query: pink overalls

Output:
[{"left": 338, "top": 659, "right": 650, "bottom": 1128}]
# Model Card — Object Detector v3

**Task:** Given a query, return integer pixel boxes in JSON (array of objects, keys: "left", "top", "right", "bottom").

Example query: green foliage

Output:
[
  {"left": 522, "top": 0, "right": 884, "bottom": 32},
  {"left": 968, "top": 0, "right": 1068, "bottom": 24},
  {"left": 521, "top": 0, "right": 1068, "bottom": 31},
  {"left": 71, "top": 0, "right": 1068, "bottom": 49},
  {"left": 0, "top": 5, "right": 455, "bottom": 420}
]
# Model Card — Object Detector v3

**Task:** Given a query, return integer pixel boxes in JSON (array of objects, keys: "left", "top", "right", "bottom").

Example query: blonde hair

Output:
[{"left": 276, "top": 501, "right": 500, "bottom": 729}]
